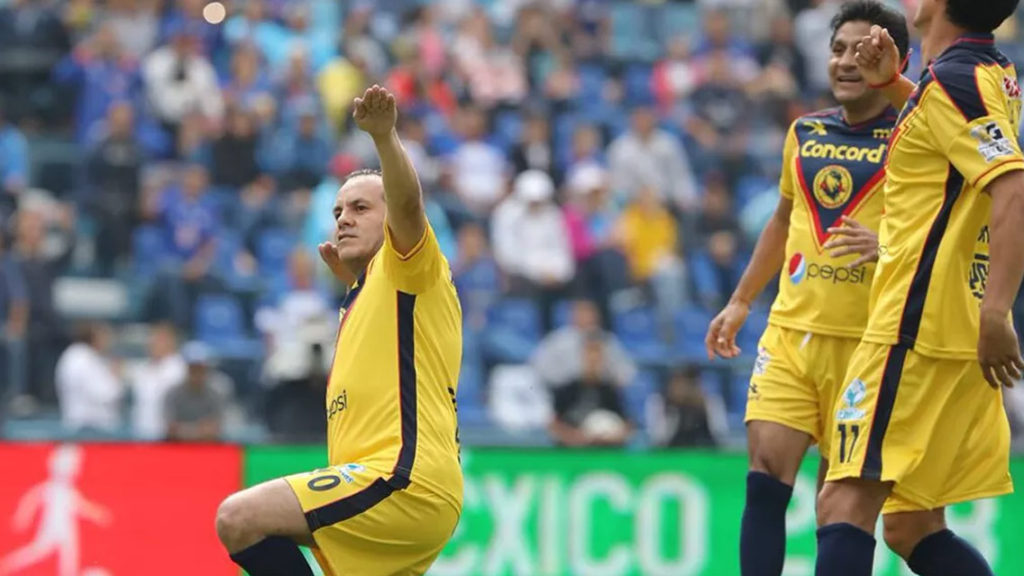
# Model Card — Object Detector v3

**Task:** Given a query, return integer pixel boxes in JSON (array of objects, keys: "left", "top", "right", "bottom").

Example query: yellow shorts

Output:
[
  {"left": 745, "top": 324, "right": 860, "bottom": 459},
  {"left": 284, "top": 464, "right": 460, "bottom": 576},
  {"left": 825, "top": 341, "right": 1013, "bottom": 513}
]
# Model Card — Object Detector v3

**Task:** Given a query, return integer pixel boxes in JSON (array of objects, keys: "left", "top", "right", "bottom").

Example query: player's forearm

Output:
[
  {"left": 983, "top": 181, "right": 1024, "bottom": 315},
  {"left": 879, "top": 75, "right": 916, "bottom": 111},
  {"left": 729, "top": 212, "right": 789, "bottom": 307},
  {"left": 373, "top": 129, "right": 423, "bottom": 215}
]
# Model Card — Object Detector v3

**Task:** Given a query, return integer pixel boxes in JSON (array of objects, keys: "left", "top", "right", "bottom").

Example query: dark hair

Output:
[
  {"left": 830, "top": 1, "right": 911, "bottom": 72},
  {"left": 947, "top": 0, "right": 1019, "bottom": 33},
  {"left": 342, "top": 168, "right": 383, "bottom": 185}
]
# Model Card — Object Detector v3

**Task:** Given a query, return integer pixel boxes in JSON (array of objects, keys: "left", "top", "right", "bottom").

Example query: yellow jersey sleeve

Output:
[
  {"left": 778, "top": 121, "right": 799, "bottom": 200},
  {"left": 928, "top": 64, "right": 1024, "bottom": 191},
  {"left": 381, "top": 220, "right": 447, "bottom": 294}
]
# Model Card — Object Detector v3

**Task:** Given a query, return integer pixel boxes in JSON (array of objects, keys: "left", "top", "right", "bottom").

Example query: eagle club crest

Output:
[{"left": 812, "top": 165, "right": 854, "bottom": 209}]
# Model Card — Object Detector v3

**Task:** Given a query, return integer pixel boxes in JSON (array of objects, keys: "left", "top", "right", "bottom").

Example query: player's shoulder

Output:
[
  {"left": 788, "top": 108, "right": 842, "bottom": 137},
  {"left": 926, "top": 39, "right": 1014, "bottom": 121}
]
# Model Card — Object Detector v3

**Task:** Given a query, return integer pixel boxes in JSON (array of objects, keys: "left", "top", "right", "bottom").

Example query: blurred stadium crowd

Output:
[{"left": 1, "top": 0, "right": 1024, "bottom": 448}]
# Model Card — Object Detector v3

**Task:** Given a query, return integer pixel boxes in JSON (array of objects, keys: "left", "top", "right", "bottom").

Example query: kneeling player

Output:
[{"left": 214, "top": 86, "right": 463, "bottom": 576}]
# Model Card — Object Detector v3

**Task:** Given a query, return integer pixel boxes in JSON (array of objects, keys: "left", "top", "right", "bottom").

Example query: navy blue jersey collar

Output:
[{"left": 954, "top": 33, "right": 996, "bottom": 46}]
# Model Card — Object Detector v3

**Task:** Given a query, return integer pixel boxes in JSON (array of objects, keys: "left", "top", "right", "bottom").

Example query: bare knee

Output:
[
  {"left": 883, "top": 510, "right": 946, "bottom": 560},
  {"left": 817, "top": 479, "right": 891, "bottom": 532},
  {"left": 747, "top": 421, "right": 812, "bottom": 485},
  {"left": 216, "top": 493, "right": 259, "bottom": 553}
]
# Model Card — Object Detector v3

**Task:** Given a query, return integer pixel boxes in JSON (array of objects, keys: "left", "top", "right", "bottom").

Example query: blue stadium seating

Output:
[
  {"left": 481, "top": 298, "right": 542, "bottom": 364},
  {"left": 626, "top": 369, "right": 661, "bottom": 427},
  {"left": 256, "top": 229, "right": 296, "bottom": 274},
  {"left": 737, "top": 307, "right": 769, "bottom": 356},
  {"left": 612, "top": 306, "right": 669, "bottom": 365},
  {"left": 131, "top": 225, "right": 168, "bottom": 277},
  {"left": 194, "top": 294, "right": 263, "bottom": 360},
  {"left": 553, "top": 299, "right": 574, "bottom": 329},
  {"left": 674, "top": 306, "right": 713, "bottom": 362}
]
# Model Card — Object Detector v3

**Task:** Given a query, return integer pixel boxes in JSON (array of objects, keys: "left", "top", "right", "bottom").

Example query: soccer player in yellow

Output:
[
  {"left": 814, "top": 1, "right": 1024, "bottom": 575},
  {"left": 214, "top": 85, "right": 463, "bottom": 576},
  {"left": 705, "top": 3, "right": 908, "bottom": 574}
]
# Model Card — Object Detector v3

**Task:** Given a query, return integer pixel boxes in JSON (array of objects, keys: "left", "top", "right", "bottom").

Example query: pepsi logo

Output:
[{"left": 789, "top": 253, "right": 806, "bottom": 284}]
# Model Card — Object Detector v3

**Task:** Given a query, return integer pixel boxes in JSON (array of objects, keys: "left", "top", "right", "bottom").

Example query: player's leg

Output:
[
  {"left": 882, "top": 506, "right": 994, "bottom": 575},
  {"left": 741, "top": 326, "right": 818, "bottom": 576},
  {"left": 742, "top": 421, "right": 813, "bottom": 576},
  {"left": 816, "top": 477, "right": 893, "bottom": 575},
  {"left": 215, "top": 478, "right": 316, "bottom": 576}
]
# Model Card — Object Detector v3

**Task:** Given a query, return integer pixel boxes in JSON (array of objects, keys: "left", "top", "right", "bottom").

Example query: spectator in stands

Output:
[
  {"left": 653, "top": 37, "right": 698, "bottom": 113},
  {"left": 129, "top": 322, "right": 186, "bottom": 440},
  {"left": 142, "top": 26, "right": 223, "bottom": 155},
  {"left": 543, "top": 53, "right": 581, "bottom": 114},
  {"left": 318, "top": 46, "right": 369, "bottom": 134},
  {"left": 0, "top": 104, "right": 29, "bottom": 223},
  {"left": 164, "top": 341, "right": 228, "bottom": 442},
  {"left": 532, "top": 298, "right": 635, "bottom": 389},
  {"left": 0, "top": 0, "right": 71, "bottom": 124},
  {"left": 686, "top": 50, "right": 755, "bottom": 186},
  {"left": 449, "top": 105, "right": 508, "bottom": 216},
  {"left": 492, "top": 170, "right": 574, "bottom": 333},
  {"left": 754, "top": 12, "right": 808, "bottom": 95},
  {"left": 694, "top": 174, "right": 743, "bottom": 309},
  {"left": 563, "top": 164, "right": 628, "bottom": 325},
  {"left": 608, "top": 104, "right": 697, "bottom": 213},
  {"left": 147, "top": 164, "right": 219, "bottom": 331},
  {"left": 101, "top": 0, "right": 158, "bottom": 61},
  {"left": 564, "top": 124, "right": 605, "bottom": 185},
  {"left": 616, "top": 185, "right": 686, "bottom": 315},
  {"left": 511, "top": 110, "right": 560, "bottom": 185},
  {"left": 453, "top": 222, "right": 501, "bottom": 333},
  {"left": 210, "top": 105, "right": 261, "bottom": 190},
  {"left": 452, "top": 8, "right": 528, "bottom": 109},
  {"left": 55, "top": 23, "right": 141, "bottom": 145},
  {"left": 549, "top": 333, "right": 631, "bottom": 447},
  {"left": 272, "top": 103, "right": 333, "bottom": 192},
  {"left": 794, "top": 0, "right": 840, "bottom": 96},
  {"left": 648, "top": 365, "right": 724, "bottom": 448},
  {"left": 13, "top": 205, "right": 75, "bottom": 409},
  {"left": 222, "top": 42, "right": 273, "bottom": 114},
  {"left": 0, "top": 231, "right": 28, "bottom": 415},
  {"left": 175, "top": 111, "right": 212, "bottom": 165},
  {"left": 230, "top": 175, "right": 279, "bottom": 261},
  {"left": 87, "top": 101, "right": 143, "bottom": 275},
  {"left": 56, "top": 322, "right": 124, "bottom": 434},
  {"left": 158, "top": 0, "right": 221, "bottom": 57},
  {"left": 256, "top": 248, "right": 333, "bottom": 387},
  {"left": 339, "top": 1, "right": 388, "bottom": 80}
]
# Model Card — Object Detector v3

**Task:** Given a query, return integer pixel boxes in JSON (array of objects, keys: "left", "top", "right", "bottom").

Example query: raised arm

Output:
[
  {"left": 353, "top": 85, "right": 426, "bottom": 256},
  {"left": 855, "top": 25, "right": 915, "bottom": 111}
]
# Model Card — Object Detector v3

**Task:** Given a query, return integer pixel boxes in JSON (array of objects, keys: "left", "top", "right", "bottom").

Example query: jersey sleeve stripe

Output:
[
  {"left": 971, "top": 158, "right": 1024, "bottom": 188},
  {"left": 896, "top": 164, "right": 965, "bottom": 346},
  {"left": 929, "top": 63, "right": 988, "bottom": 122},
  {"left": 390, "top": 291, "right": 418, "bottom": 488},
  {"left": 860, "top": 345, "right": 909, "bottom": 481}
]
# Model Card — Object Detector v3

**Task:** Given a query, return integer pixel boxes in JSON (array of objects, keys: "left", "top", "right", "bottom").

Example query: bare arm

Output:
[
  {"left": 979, "top": 171, "right": 1024, "bottom": 388},
  {"left": 354, "top": 85, "right": 425, "bottom": 256}
]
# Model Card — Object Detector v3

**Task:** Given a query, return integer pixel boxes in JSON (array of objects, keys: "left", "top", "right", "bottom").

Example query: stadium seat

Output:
[
  {"left": 737, "top": 307, "right": 769, "bottom": 356},
  {"left": 131, "top": 225, "right": 168, "bottom": 278},
  {"left": 256, "top": 229, "right": 296, "bottom": 274},
  {"left": 674, "top": 306, "right": 713, "bottom": 362},
  {"left": 492, "top": 109, "right": 523, "bottom": 152},
  {"left": 623, "top": 64, "right": 655, "bottom": 106},
  {"left": 626, "top": 369, "right": 661, "bottom": 428},
  {"left": 481, "top": 298, "right": 542, "bottom": 364},
  {"left": 194, "top": 294, "right": 263, "bottom": 360},
  {"left": 552, "top": 299, "right": 574, "bottom": 329},
  {"left": 612, "top": 306, "right": 669, "bottom": 365},
  {"left": 657, "top": 3, "right": 699, "bottom": 46}
]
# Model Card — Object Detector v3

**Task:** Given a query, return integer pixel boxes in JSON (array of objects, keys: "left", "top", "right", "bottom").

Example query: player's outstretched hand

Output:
[
  {"left": 855, "top": 25, "right": 901, "bottom": 87},
  {"left": 824, "top": 215, "right": 880, "bottom": 268},
  {"left": 318, "top": 241, "right": 351, "bottom": 284},
  {"left": 353, "top": 85, "right": 397, "bottom": 138},
  {"left": 978, "top": 308, "right": 1024, "bottom": 388},
  {"left": 706, "top": 301, "right": 749, "bottom": 360}
]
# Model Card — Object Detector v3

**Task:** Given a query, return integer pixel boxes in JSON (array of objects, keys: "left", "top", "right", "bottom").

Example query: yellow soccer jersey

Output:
[
  {"left": 862, "top": 33, "right": 1024, "bottom": 359},
  {"left": 325, "top": 221, "right": 463, "bottom": 513},
  {"left": 769, "top": 107, "right": 896, "bottom": 338}
]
